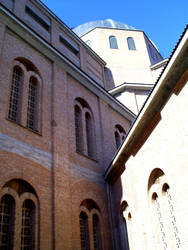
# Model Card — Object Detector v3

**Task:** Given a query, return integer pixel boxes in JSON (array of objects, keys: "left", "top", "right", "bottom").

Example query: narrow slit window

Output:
[
  {"left": 8, "top": 66, "right": 23, "bottom": 123},
  {"left": 0, "top": 195, "right": 15, "bottom": 249},
  {"left": 21, "top": 200, "right": 35, "bottom": 250},
  {"left": 80, "top": 212, "right": 90, "bottom": 250},
  {"left": 127, "top": 37, "right": 136, "bottom": 50},
  {"left": 109, "top": 36, "right": 118, "bottom": 49},
  {"left": 27, "top": 77, "right": 38, "bottom": 132}
]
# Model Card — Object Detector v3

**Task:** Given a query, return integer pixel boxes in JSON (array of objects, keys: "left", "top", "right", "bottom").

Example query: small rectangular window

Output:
[
  {"left": 25, "top": 4, "right": 50, "bottom": 31},
  {"left": 59, "top": 34, "right": 79, "bottom": 55}
]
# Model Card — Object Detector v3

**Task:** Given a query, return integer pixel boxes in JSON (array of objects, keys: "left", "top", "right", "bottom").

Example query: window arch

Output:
[
  {"left": 127, "top": 37, "right": 136, "bottom": 50},
  {"left": 0, "top": 179, "right": 39, "bottom": 249},
  {"left": 109, "top": 36, "right": 118, "bottom": 49},
  {"left": 8, "top": 59, "right": 42, "bottom": 133},
  {"left": 8, "top": 66, "right": 24, "bottom": 123},
  {"left": 80, "top": 199, "right": 103, "bottom": 250},
  {"left": 0, "top": 195, "right": 15, "bottom": 249},
  {"left": 114, "top": 125, "right": 126, "bottom": 149},
  {"left": 27, "top": 76, "right": 39, "bottom": 131},
  {"left": 74, "top": 98, "right": 96, "bottom": 159}
]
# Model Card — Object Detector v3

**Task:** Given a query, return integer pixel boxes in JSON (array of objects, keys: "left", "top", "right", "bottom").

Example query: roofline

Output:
[
  {"left": 109, "top": 82, "right": 153, "bottom": 95},
  {"left": 31, "top": 0, "right": 106, "bottom": 65},
  {"left": 105, "top": 24, "right": 188, "bottom": 181},
  {"left": 79, "top": 26, "right": 144, "bottom": 38},
  {"left": 0, "top": 5, "right": 135, "bottom": 123},
  {"left": 150, "top": 58, "right": 169, "bottom": 70}
]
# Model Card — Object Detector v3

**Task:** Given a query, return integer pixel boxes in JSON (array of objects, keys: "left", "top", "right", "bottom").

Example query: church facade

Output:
[{"left": 0, "top": 0, "right": 187, "bottom": 250}]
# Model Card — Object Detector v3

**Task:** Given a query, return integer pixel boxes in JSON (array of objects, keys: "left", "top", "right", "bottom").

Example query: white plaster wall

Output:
[
  {"left": 120, "top": 80, "right": 188, "bottom": 249},
  {"left": 82, "top": 28, "right": 154, "bottom": 86}
]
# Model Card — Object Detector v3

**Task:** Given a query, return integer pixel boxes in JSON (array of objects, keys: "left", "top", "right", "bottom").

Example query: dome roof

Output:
[{"left": 72, "top": 19, "right": 136, "bottom": 37}]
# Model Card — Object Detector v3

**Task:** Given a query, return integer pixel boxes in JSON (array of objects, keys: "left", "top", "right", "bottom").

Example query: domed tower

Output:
[{"left": 73, "top": 19, "right": 167, "bottom": 114}]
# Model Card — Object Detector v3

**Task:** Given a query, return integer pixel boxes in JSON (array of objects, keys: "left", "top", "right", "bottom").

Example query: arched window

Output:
[
  {"left": 148, "top": 169, "right": 181, "bottom": 249},
  {"left": 121, "top": 201, "right": 131, "bottom": 250},
  {"left": 1, "top": 179, "right": 39, "bottom": 249},
  {"left": 27, "top": 77, "right": 39, "bottom": 131},
  {"left": 74, "top": 98, "right": 96, "bottom": 159},
  {"left": 85, "top": 112, "right": 94, "bottom": 158},
  {"left": 80, "top": 212, "right": 90, "bottom": 250},
  {"left": 8, "top": 58, "right": 42, "bottom": 133},
  {"left": 114, "top": 125, "right": 126, "bottom": 149},
  {"left": 0, "top": 195, "right": 15, "bottom": 249},
  {"left": 80, "top": 199, "right": 103, "bottom": 250},
  {"left": 8, "top": 66, "right": 23, "bottom": 122},
  {"left": 93, "top": 214, "right": 102, "bottom": 250},
  {"left": 109, "top": 36, "right": 118, "bottom": 49},
  {"left": 21, "top": 200, "right": 35, "bottom": 250},
  {"left": 127, "top": 37, "right": 136, "bottom": 50},
  {"left": 75, "top": 105, "right": 84, "bottom": 153}
]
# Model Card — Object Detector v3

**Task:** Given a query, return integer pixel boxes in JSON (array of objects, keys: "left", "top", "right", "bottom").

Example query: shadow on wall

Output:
[{"left": 104, "top": 67, "right": 115, "bottom": 90}]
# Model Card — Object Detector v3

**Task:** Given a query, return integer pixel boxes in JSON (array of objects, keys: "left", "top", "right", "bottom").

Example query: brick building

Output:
[
  {"left": 0, "top": 1, "right": 187, "bottom": 250},
  {"left": 0, "top": 0, "right": 135, "bottom": 249}
]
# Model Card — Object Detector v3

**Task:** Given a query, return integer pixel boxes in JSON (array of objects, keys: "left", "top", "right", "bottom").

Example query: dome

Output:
[{"left": 72, "top": 19, "right": 136, "bottom": 37}]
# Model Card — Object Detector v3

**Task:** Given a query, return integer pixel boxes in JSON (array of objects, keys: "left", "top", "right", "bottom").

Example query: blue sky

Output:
[{"left": 41, "top": 0, "right": 187, "bottom": 59}]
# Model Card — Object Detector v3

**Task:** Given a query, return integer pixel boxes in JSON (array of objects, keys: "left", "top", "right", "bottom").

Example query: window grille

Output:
[
  {"left": 93, "top": 214, "right": 102, "bottom": 250},
  {"left": 80, "top": 212, "right": 90, "bottom": 250},
  {"left": 0, "top": 195, "right": 15, "bottom": 249},
  {"left": 8, "top": 67, "right": 23, "bottom": 122},
  {"left": 21, "top": 200, "right": 35, "bottom": 250},
  {"left": 85, "top": 112, "right": 94, "bottom": 158},
  {"left": 75, "top": 105, "right": 84, "bottom": 153},
  {"left": 27, "top": 77, "right": 38, "bottom": 131}
]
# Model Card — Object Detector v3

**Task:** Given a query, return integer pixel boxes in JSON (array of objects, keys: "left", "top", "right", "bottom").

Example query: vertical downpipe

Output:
[{"left": 51, "top": 62, "right": 55, "bottom": 250}]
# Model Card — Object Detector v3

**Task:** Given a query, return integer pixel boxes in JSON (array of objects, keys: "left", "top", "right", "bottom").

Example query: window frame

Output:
[{"left": 109, "top": 36, "right": 118, "bottom": 49}]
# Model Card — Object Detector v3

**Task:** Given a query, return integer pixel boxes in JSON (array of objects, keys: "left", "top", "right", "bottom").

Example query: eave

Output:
[{"left": 105, "top": 25, "right": 188, "bottom": 183}]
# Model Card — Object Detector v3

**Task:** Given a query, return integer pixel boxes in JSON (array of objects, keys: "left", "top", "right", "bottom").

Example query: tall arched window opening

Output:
[
  {"left": 80, "top": 211, "right": 90, "bottom": 250},
  {"left": 109, "top": 36, "right": 118, "bottom": 49},
  {"left": 0, "top": 195, "right": 15, "bottom": 249},
  {"left": 8, "top": 66, "right": 23, "bottom": 122},
  {"left": 121, "top": 201, "right": 131, "bottom": 250},
  {"left": 114, "top": 125, "right": 126, "bottom": 149},
  {"left": 93, "top": 214, "right": 102, "bottom": 250},
  {"left": 127, "top": 37, "right": 136, "bottom": 50},
  {"left": 85, "top": 112, "right": 94, "bottom": 158},
  {"left": 80, "top": 199, "right": 103, "bottom": 250},
  {"left": 27, "top": 77, "right": 39, "bottom": 131},
  {"left": 21, "top": 199, "right": 35, "bottom": 250},
  {"left": 75, "top": 105, "right": 84, "bottom": 153},
  {"left": 115, "top": 131, "right": 121, "bottom": 149},
  {"left": 74, "top": 98, "right": 96, "bottom": 159}
]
